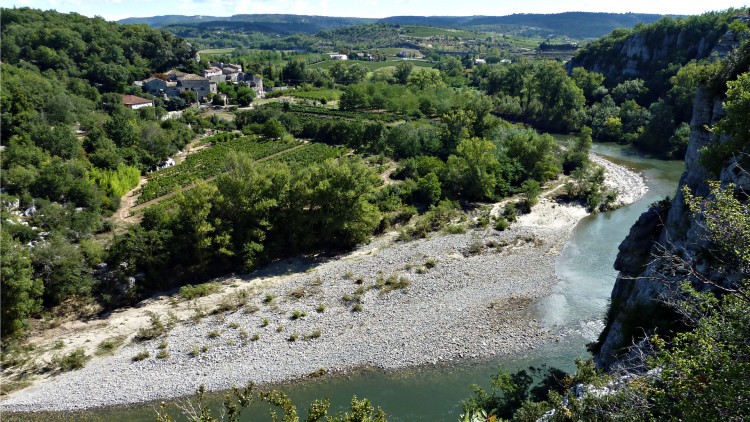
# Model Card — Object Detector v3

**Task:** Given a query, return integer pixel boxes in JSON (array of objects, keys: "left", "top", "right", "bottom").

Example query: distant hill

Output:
[
  {"left": 120, "top": 12, "right": 671, "bottom": 39},
  {"left": 119, "top": 14, "right": 375, "bottom": 34}
]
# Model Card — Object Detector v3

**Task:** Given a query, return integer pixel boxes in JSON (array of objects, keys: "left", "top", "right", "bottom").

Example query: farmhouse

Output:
[{"left": 122, "top": 94, "right": 153, "bottom": 109}]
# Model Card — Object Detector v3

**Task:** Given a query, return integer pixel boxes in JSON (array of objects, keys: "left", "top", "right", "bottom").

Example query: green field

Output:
[
  {"left": 400, "top": 25, "right": 478, "bottom": 38},
  {"left": 309, "top": 59, "right": 436, "bottom": 71},
  {"left": 287, "top": 89, "right": 342, "bottom": 101},
  {"left": 198, "top": 48, "right": 236, "bottom": 55}
]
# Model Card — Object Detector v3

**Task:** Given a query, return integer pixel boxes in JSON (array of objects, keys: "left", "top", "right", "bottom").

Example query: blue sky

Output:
[{"left": 8, "top": 0, "right": 748, "bottom": 21}]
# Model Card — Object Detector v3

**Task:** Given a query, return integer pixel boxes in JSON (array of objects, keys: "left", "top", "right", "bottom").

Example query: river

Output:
[{"left": 48, "top": 143, "right": 684, "bottom": 422}]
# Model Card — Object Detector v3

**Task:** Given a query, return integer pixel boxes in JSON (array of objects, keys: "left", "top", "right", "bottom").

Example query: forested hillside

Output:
[
  {"left": 1, "top": 8, "right": 198, "bottom": 339},
  {"left": 121, "top": 12, "right": 666, "bottom": 39},
  {"left": 564, "top": 10, "right": 746, "bottom": 158}
]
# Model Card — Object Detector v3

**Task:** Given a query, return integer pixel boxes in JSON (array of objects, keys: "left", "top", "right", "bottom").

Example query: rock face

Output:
[
  {"left": 565, "top": 20, "right": 729, "bottom": 82},
  {"left": 594, "top": 64, "right": 750, "bottom": 369}
]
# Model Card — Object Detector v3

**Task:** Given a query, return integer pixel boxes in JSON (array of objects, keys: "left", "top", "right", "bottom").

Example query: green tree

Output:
[
  {"left": 445, "top": 137, "right": 500, "bottom": 201},
  {"left": 394, "top": 61, "right": 414, "bottom": 85},
  {"left": 1, "top": 231, "right": 43, "bottom": 338},
  {"left": 31, "top": 233, "right": 94, "bottom": 307}
]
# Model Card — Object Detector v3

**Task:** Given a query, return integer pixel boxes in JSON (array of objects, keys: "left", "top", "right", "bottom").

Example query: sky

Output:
[{"left": 7, "top": 0, "right": 748, "bottom": 22}]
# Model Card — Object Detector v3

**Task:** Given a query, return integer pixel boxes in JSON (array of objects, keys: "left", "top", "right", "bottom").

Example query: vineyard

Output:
[
  {"left": 137, "top": 136, "right": 299, "bottom": 203},
  {"left": 133, "top": 139, "right": 348, "bottom": 212},
  {"left": 269, "top": 143, "right": 349, "bottom": 167},
  {"left": 264, "top": 102, "right": 401, "bottom": 122}
]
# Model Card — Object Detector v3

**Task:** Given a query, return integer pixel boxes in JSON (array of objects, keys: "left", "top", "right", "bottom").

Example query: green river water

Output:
[{"left": 25, "top": 142, "right": 685, "bottom": 422}]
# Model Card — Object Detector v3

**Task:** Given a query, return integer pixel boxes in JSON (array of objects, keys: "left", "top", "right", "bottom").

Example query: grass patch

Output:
[
  {"left": 305, "top": 330, "right": 322, "bottom": 340},
  {"left": 131, "top": 350, "right": 150, "bottom": 362},
  {"left": 445, "top": 224, "right": 466, "bottom": 234},
  {"left": 207, "top": 329, "right": 221, "bottom": 339},
  {"left": 179, "top": 282, "right": 221, "bottom": 300},
  {"left": 289, "top": 287, "right": 306, "bottom": 299},
  {"left": 290, "top": 310, "right": 307, "bottom": 320},
  {"left": 352, "top": 303, "right": 363, "bottom": 312},
  {"left": 96, "top": 335, "right": 126, "bottom": 356},
  {"left": 466, "top": 239, "right": 485, "bottom": 256},
  {"left": 134, "top": 312, "right": 169, "bottom": 342},
  {"left": 316, "top": 304, "right": 326, "bottom": 313},
  {"left": 376, "top": 273, "right": 410, "bottom": 292},
  {"left": 288, "top": 333, "right": 299, "bottom": 342},
  {"left": 212, "top": 289, "right": 249, "bottom": 314},
  {"left": 263, "top": 293, "right": 276, "bottom": 304}
]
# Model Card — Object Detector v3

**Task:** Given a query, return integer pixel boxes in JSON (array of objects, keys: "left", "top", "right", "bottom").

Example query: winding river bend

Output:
[{"left": 56, "top": 143, "right": 684, "bottom": 421}]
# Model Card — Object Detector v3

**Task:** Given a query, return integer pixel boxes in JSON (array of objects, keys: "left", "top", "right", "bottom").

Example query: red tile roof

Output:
[{"left": 122, "top": 95, "right": 153, "bottom": 106}]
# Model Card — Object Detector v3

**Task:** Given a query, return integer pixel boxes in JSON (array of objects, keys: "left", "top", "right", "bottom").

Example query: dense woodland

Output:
[{"left": 1, "top": 7, "right": 750, "bottom": 420}]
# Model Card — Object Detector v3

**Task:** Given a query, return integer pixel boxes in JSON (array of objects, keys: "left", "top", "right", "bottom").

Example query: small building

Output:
[
  {"left": 202, "top": 66, "right": 223, "bottom": 79},
  {"left": 122, "top": 95, "right": 153, "bottom": 109},
  {"left": 177, "top": 73, "right": 216, "bottom": 101},
  {"left": 329, "top": 53, "right": 348, "bottom": 60},
  {"left": 248, "top": 75, "right": 265, "bottom": 99},
  {"left": 474, "top": 58, "right": 486, "bottom": 65}
]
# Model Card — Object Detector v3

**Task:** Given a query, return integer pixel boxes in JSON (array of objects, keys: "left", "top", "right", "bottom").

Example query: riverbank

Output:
[{"left": 0, "top": 154, "right": 647, "bottom": 413}]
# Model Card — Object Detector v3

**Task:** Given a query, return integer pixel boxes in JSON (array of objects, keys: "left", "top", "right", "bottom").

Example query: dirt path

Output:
[
  {"left": 379, "top": 162, "right": 398, "bottom": 185},
  {"left": 111, "top": 177, "right": 148, "bottom": 225}
]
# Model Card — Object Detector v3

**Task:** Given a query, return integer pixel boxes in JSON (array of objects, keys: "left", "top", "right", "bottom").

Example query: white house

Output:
[
  {"left": 122, "top": 95, "right": 153, "bottom": 109},
  {"left": 329, "top": 54, "right": 348, "bottom": 60}
]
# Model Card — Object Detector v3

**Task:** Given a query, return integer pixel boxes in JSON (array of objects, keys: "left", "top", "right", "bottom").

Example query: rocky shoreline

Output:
[{"left": 0, "top": 154, "right": 647, "bottom": 413}]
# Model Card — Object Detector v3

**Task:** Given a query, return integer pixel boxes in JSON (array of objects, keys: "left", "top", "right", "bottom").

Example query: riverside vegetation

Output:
[{"left": 1, "top": 6, "right": 749, "bottom": 421}]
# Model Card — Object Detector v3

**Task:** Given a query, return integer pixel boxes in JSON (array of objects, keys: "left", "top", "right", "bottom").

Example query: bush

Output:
[
  {"left": 132, "top": 350, "right": 150, "bottom": 362},
  {"left": 494, "top": 218, "right": 510, "bottom": 231},
  {"left": 179, "top": 282, "right": 221, "bottom": 300},
  {"left": 54, "top": 348, "right": 90, "bottom": 371},
  {"left": 96, "top": 336, "right": 126, "bottom": 356},
  {"left": 134, "top": 312, "right": 168, "bottom": 342}
]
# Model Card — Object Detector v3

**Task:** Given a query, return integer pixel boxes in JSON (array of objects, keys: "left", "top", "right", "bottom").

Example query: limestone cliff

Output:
[
  {"left": 594, "top": 16, "right": 750, "bottom": 368},
  {"left": 566, "top": 16, "right": 733, "bottom": 84},
  {"left": 594, "top": 29, "right": 750, "bottom": 368}
]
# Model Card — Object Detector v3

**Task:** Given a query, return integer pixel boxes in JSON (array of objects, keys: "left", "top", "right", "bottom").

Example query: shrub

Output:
[
  {"left": 263, "top": 293, "right": 276, "bottom": 304},
  {"left": 445, "top": 224, "right": 467, "bottom": 234},
  {"left": 467, "top": 240, "right": 484, "bottom": 255},
  {"left": 305, "top": 330, "right": 322, "bottom": 340},
  {"left": 504, "top": 202, "right": 518, "bottom": 222},
  {"left": 179, "top": 282, "right": 221, "bottom": 300},
  {"left": 289, "top": 287, "right": 306, "bottom": 299},
  {"left": 290, "top": 310, "right": 307, "bottom": 320},
  {"left": 208, "top": 329, "right": 221, "bottom": 339},
  {"left": 54, "top": 348, "right": 90, "bottom": 371},
  {"left": 288, "top": 333, "right": 298, "bottom": 342},
  {"left": 251, "top": 333, "right": 260, "bottom": 341},
  {"left": 316, "top": 304, "right": 326, "bottom": 313},
  {"left": 132, "top": 350, "right": 150, "bottom": 362},
  {"left": 352, "top": 303, "right": 363, "bottom": 312},
  {"left": 494, "top": 217, "right": 510, "bottom": 231},
  {"left": 134, "top": 312, "right": 167, "bottom": 342},
  {"left": 96, "top": 336, "right": 125, "bottom": 356}
]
